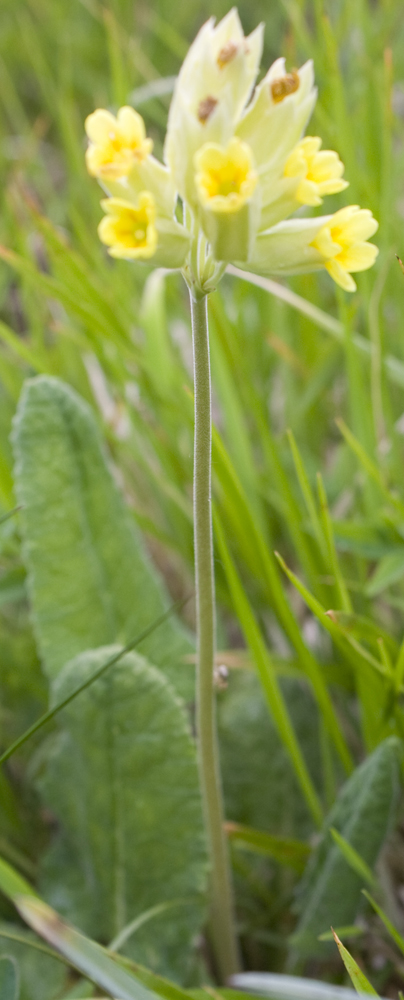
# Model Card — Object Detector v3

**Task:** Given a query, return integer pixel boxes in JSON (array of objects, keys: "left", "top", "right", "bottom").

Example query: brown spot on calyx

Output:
[
  {"left": 271, "top": 70, "right": 300, "bottom": 103},
  {"left": 217, "top": 40, "right": 239, "bottom": 68},
  {"left": 197, "top": 96, "right": 218, "bottom": 123}
]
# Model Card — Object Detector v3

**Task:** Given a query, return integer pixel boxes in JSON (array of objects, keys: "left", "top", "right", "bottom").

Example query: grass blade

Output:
[
  {"left": 214, "top": 508, "right": 323, "bottom": 827},
  {"left": 332, "top": 930, "right": 378, "bottom": 995},
  {"left": 0, "top": 598, "right": 189, "bottom": 766}
]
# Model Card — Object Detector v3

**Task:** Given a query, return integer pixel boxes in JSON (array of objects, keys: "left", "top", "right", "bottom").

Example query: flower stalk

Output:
[{"left": 190, "top": 290, "right": 240, "bottom": 981}]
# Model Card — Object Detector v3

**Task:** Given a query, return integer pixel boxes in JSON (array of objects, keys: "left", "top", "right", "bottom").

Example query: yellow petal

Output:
[
  {"left": 117, "top": 106, "right": 146, "bottom": 144},
  {"left": 85, "top": 109, "right": 116, "bottom": 143},
  {"left": 338, "top": 241, "right": 379, "bottom": 272},
  {"left": 332, "top": 206, "right": 378, "bottom": 244},
  {"left": 325, "top": 258, "right": 357, "bottom": 291}
]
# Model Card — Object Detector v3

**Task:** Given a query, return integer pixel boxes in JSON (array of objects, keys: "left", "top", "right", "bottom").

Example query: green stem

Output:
[{"left": 190, "top": 291, "right": 240, "bottom": 982}]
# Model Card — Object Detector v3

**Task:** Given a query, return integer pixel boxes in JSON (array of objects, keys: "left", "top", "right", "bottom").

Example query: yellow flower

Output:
[
  {"left": 194, "top": 137, "right": 257, "bottom": 214},
  {"left": 85, "top": 107, "right": 153, "bottom": 180},
  {"left": 283, "top": 137, "right": 348, "bottom": 206},
  {"left": 98, "top": 193, "right": 157, "bottom": 259},
  {"left": 310, "top": 205, "right": 378, "bottom": 291}
]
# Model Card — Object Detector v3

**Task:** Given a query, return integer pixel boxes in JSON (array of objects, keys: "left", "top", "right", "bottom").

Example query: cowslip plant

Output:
[{"left": 84, "top": 9, "right": 379, "bottom": 983}]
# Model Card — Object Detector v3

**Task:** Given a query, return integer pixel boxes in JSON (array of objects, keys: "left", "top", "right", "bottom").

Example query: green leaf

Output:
[
  {"left": 33, "top": 648, "right": 207, "bottom": 981},
  {"left": 329, "top": 829, "right": 376, "bottom": 888},
  {"left": 0, "top": 600, "right": 187, "bottom": 767},
  {"left": 12, "top": 376, "right": 193, "bottom": 697},
  {"left": 219, "top": 671, "right": 322, "bottom": 843},
  {"left": 365, "top": 551, "right": 404, "bottom": 598},
  {"left": 292, "top": 738, "right": 400, "bottom": 956},
  {"left": 332, "top": 930, "right": 378, "bottom": 995},
  {"left": 225, "top": 822, "right": 310, "bottom": 873},
  {"left": 0, "top": 957, "right": 19, "bottom": 1000}
]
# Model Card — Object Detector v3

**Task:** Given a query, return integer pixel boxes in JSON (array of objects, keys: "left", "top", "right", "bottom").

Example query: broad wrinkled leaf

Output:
[
  {"left": 0, "top": 956, "right": 19, "bottom": 1000},
  {"left": 292, "top": 738, "right": 400, "bottom": 956},
  {"left": 12, "top": 376, "right": 193, "bottom": 697},
  {"left": 33, "top": 648, "right": 207, "bottom": 981},
  {"left": 218, "top": 671, "right": 322, "bottom": 840}
]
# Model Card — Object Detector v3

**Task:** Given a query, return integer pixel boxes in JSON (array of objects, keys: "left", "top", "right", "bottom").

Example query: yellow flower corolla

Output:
[
  {"left": 85, "top": 107, "right": 153, "bottom": 180},
  {"left": 283, "top": 137, "right": 348, "bottom": 207},
  {"left": 310, "top": 205, "right": 379, "bottom": 291},
  {"left": 195, "top": 138, "right": 257, "bottom": 213},
  {"left": 98, "top": 193, "right": 157, "bottom": 259}
]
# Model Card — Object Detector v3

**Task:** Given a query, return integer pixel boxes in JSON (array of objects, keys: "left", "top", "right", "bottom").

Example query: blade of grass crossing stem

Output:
[
  {"left": 214, "top": 508, "right": 323, "bottom": 827},
  {"left": 213, "top": 431, "right": 353, "bottom": 774},
  {"left": 0, "top": 599, "right": 189, "bottom": 766},
  {"left": 363, "top": 891, "right": 404, "bottom": 956},
  {"left": 330, "top": 828, "right": 377, "bottom": 888},
  {"left": 332, "top": 930, "right": 378, "bottom": 995},
  {"left": 317, "top": 473, "right": 352, "bottom": 613}
]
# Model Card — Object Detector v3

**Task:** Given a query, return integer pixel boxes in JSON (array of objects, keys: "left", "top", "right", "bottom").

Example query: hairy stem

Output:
[{"left": 190, "top": 291, "right": 240, "bottom": 982}]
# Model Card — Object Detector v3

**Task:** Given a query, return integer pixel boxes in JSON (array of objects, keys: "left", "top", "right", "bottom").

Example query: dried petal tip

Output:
[
  {"left": 217, "top": 41, "right": 239, "bottom": 68},
  {"left": 271, "top": 70, "right": 300, "bottom": 103},
  {"left": 197, "top": 96, "right": 218, "bottom": 124}
]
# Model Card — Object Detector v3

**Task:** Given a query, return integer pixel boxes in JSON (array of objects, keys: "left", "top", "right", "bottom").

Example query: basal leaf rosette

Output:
[{"left": 84, "top": 10, "right": 379, "bottom": 294}]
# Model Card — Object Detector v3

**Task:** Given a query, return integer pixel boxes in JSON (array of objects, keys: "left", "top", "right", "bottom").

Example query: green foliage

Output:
[
  {"left": 0, "top": 0, "right": 404, "bottom": 993},
  {"left": 292, "top": 738, "right": 401, "bottom": 956},
  {"left": 219, "top": 671, "right": 322, "bottom": 841},
  {"left": 12, "top": 376, "right": 193, "bottom": 698},
  {"left": 33, "top": 648, "right": 207, "bottom": 980},
  {"left": 332, "top": 933, "right": 378, "bottom": 995},
  {"left": 0, "top": 956, "right": 19, "bottom": 1000},
  {"left": 0, "top": 927, "right": 66, "bottom": 1000}
]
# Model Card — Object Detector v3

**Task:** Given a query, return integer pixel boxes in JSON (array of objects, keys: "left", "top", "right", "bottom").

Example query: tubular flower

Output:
[
  {"left": 283, "top": 137, "right": 348, "bottom": 206},
  {"left": 85, "top": 107, "right": 153, "bottom": 179},
  {"left": 98, "top": 194, "right": 157, "bottom": 259},
  {"left": 195, "top": 138, "right": 257, "bottom": 213},
  {"left": 310, "top": 206, "right": 379, "bottom": 291},
  {"left": 85, "top": 10, "right": 379, "bottom": 294}
]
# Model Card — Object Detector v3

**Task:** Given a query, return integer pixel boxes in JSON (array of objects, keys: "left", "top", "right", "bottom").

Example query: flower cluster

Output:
[{"left": 85, "top": 10, "right": 378, "bottom": 295}]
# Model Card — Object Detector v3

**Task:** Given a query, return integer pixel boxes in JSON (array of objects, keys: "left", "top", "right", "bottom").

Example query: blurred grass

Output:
[{"left": 2, "top": 0, "right": 404, "bottom": 975}]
